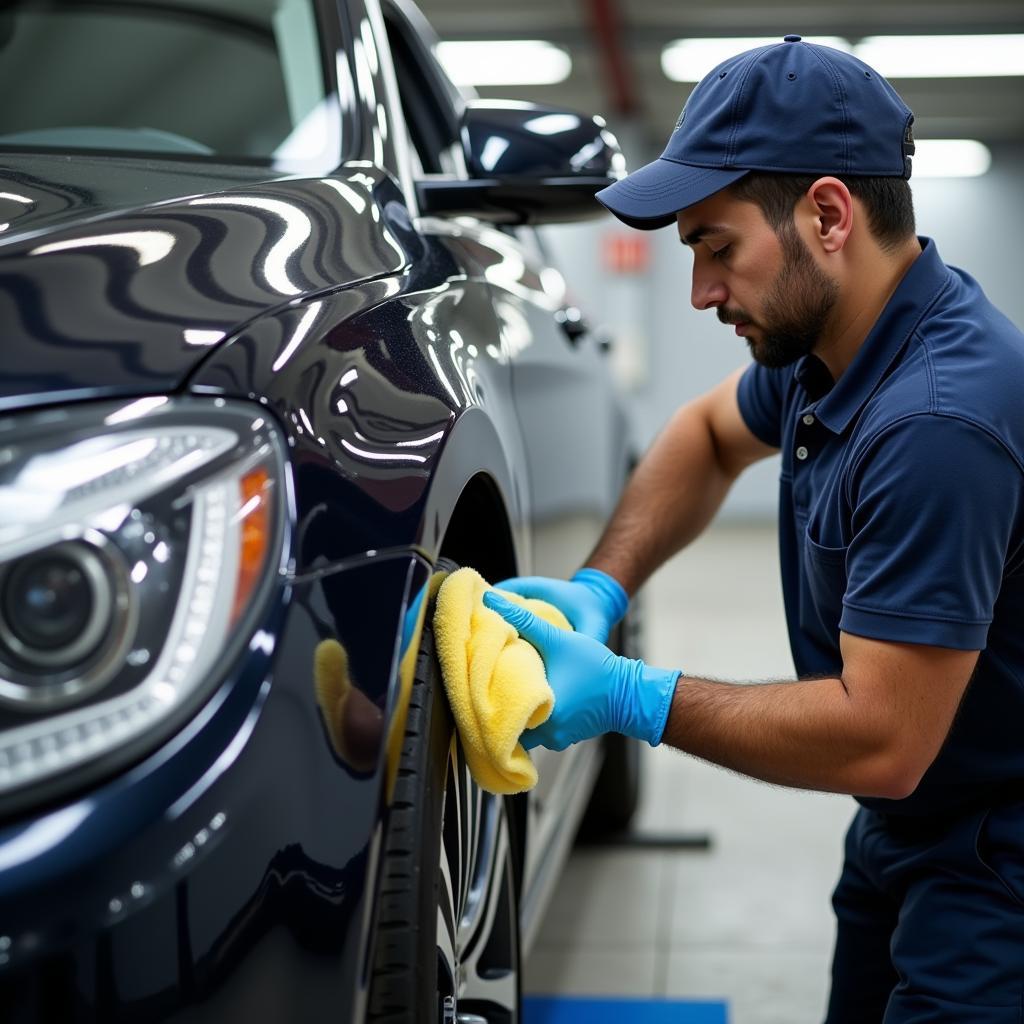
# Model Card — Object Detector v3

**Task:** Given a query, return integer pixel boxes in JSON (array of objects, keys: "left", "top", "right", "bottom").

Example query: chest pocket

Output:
[{"left": 800, "top": 529, "right": 849, "bottom": 642}]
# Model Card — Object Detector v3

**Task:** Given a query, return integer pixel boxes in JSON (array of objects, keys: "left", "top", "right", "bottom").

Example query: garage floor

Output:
[{"left": 523, "top": 523, "right": 857, "bottom": 1024}]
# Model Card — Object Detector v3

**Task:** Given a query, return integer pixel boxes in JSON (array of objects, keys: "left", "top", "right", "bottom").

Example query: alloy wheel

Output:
[{"left": 435, "top": 737, "right": 519, "bottom": 1024}]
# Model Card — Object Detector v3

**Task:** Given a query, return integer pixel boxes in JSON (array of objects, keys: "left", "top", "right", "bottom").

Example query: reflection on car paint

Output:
[
  {"left": 314, "top": 637, "right": 383, "bottom": 773},
  {"left": 0, "top": 190, "right": 35, "bottom": 236},
  {"left": 30, "top": 229, "right": 178, "bottom": 267},
  {"left": 462, "top": 101, "right": 626, "bottom": 181},
  {"left": 0, "top": 166, "right": 412, "bottom": 409},
  {"left": 191, "top": 231, "right": 517, "bottom": 571},
  {"left": 187, "top": 195, "right": 315, "bottom": 297}
]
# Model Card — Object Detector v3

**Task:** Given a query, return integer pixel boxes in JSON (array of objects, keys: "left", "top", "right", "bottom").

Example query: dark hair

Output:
[{"left": 728, "top": 173, "right": 915, "bottom": 252}]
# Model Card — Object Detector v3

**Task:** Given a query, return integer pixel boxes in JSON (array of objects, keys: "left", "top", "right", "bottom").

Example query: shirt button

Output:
[
  {"left": 802, "top": 414, "right": 815, "bottom": 426},
  {"left": 796, "top": 446, "right": 809, "bottom": 461}
]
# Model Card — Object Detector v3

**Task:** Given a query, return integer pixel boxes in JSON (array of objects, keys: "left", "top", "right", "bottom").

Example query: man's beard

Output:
[{"left": 719, "top": 224, "right": 839, "bottom": 369}]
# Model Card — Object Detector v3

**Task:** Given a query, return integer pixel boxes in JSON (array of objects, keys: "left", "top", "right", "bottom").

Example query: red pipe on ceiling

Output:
[{"left": 585, "top": 0, "right": 639, "bottom": 117}]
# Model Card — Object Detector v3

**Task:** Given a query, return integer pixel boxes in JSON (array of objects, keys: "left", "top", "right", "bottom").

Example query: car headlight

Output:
[{"left": 0, "top": 396, "right": 289, "bottom": 807}]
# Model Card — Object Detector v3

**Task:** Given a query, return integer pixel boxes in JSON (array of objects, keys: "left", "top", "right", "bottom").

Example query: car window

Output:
[
  {"left": 0, "top": 0, "right": 337, "bottom": 167},
  {"left": 381, "top": 5, "right": 460, "bottom": 177}
]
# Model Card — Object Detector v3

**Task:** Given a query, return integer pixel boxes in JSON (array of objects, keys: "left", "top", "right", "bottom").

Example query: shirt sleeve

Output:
[
  {"left": 841, "top": 413, "right": 1023, "bottom": 650},
  {"left": 736, "top": 361, "right": 787, "bottom": 449}
]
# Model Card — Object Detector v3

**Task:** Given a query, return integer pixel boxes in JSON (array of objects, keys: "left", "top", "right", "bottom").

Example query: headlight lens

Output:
[
  {"left": 0, "top": 537, "right": 127, "bottom": 673},
  {"left": 0, "top": 397, "right": 289, "bottom": 805},
  {"left": 3, "top": 543, "right": 107, "bottom": 658}
]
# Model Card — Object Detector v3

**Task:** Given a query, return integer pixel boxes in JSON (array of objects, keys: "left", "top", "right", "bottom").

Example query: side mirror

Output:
[{"left": 416, "top": 100, "right": 626, "bottom": 225}]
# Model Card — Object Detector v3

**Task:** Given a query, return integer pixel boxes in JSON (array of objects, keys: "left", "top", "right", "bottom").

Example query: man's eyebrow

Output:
[{"left": 679, "top": 224, "right": 730, "bottom": 247}]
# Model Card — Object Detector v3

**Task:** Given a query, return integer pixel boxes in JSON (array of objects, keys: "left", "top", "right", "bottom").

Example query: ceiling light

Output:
[
  {"left": 912, "top": 140, "right": 992, "bottom": 178},
  {"left": 661, "top": 34, "right": 1024, "bottom": 83},
  {"left": 437, "top": 41, "right": 572, "bottom": 86},
  {"left": 661, "top": 37, "right": 851, "bottom": 83},
  {"left": 855, "top": 35, "right": 1024, "bottom": 78}
]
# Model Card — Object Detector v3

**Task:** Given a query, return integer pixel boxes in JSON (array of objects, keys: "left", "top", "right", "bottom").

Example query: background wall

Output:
[{"left": 540, "top": 143, "right": 1024, "bottom": 520}]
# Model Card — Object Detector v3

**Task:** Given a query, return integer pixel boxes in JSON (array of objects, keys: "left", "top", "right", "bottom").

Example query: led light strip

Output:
[{"left": 0, "top": 428, "right": 236, "bottom": 561}]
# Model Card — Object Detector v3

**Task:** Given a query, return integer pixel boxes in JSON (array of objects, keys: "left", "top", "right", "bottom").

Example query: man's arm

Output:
[
  {"left": 488, "top": 406, "right": 1002, "bottom": 795},
  {"left": 483, "top": 593, "right": 978, "bottom": 797},
  {"left": 586, "top": 366, "right": 777, "bottom": 596},
  {"left": 662, "top": 633, "right": 979, "bottom": 799}
]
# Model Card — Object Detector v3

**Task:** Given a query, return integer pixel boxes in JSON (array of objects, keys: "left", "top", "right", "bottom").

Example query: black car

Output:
[{"left": 0, "top": 1, "right": 641, "bottom": 1020}]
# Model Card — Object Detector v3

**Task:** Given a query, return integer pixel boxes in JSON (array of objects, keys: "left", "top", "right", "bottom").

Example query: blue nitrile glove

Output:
[
  {"left": 491, "top": 568, "right": 628, "bottom": 643},
  {"left": 483, "top": 591, "right": 678, "bottom": 751}
]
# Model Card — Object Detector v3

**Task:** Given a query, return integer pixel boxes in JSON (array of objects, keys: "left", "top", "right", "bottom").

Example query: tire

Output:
[
  {"left": 368, "top": 559, "right": 521, "bottom": 1024},
  {"left": 577, "top": 604, "right": 645, "bottom": 841},
  {"left": 577, "top": 732, "right": 642, "bottom": 841}
]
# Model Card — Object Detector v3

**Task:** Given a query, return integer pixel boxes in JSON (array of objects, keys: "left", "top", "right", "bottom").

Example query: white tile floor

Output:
[{"left": 523, "top": 524, "right": 858, "bottom": 1023}]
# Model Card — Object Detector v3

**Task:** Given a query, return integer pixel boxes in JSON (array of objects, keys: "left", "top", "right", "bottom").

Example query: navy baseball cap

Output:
[{"left": 597, "top": 35, "right": 915, "bottom": 230}]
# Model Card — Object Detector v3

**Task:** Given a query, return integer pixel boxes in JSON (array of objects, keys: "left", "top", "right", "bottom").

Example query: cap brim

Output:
[{"left": 596, "top": 158, "right": 749, "bottom": 230}]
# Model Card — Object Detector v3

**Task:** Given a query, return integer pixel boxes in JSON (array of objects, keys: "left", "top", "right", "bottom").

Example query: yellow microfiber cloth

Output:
[{"left": 432, "top": 566, "right": 572, "bottom": 795}]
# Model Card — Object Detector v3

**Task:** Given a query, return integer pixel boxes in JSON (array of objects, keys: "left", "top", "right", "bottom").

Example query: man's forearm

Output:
[
  {"left": 660, "top": 674, "right": 909, "bottom": 799},
  {"left": 585, "top": 401, "right": 735, "bottom": 595}
]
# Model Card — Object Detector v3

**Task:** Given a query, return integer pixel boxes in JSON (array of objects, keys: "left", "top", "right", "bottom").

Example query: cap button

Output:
[{"left": 783, "top": 34, "right": 802, "bottom": 42}]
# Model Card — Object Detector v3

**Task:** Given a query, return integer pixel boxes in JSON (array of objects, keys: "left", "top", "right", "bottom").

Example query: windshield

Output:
[{"left": 0, "top": 0, "right": 338, "bottom": 167}]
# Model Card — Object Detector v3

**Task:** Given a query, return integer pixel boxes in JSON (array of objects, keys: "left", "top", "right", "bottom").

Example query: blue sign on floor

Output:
[{"left": 523, "top": 995, "right": 728, "bottom": 1023}]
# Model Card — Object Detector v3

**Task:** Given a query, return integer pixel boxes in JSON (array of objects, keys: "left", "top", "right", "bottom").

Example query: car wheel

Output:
[
  {"left": 368, "top": 561, "right": 521, "bottom": 1024},
  {"left": 577, "top": 609, "right": 644, "bottom": 840},
  {"left": 578, "top": 731, "right": 642, "bottom": 840}
]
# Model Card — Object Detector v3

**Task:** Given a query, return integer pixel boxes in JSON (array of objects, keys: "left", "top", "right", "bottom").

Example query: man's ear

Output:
[{"left": 804, "top": 177, "right": 853, "bottom": 254}]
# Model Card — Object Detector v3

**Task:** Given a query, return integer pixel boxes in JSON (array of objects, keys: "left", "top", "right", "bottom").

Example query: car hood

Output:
[{"left": 0, "top": 154, "right": 410, "bottom": 412}]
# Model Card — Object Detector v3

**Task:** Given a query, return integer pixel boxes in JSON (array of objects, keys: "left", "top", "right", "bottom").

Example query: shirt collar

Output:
[{"left": 798, "top": 237, "right": 950, "bottom": 434}]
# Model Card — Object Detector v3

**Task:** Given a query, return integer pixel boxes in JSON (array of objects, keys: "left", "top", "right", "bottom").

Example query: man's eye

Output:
[{"left": 711, "top": 244, "right": 732, "bottom": 260}]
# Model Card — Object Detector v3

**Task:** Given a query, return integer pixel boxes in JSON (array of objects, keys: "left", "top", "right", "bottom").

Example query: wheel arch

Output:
[
  {"left": 435, "top": 468, "right": 529, "bottom": 900},
  {"left": 416, "top": 403, "right": 528, "bottom": 570},
  {"left": 437, "top": 472, "right": 517, "bottom": 589}
]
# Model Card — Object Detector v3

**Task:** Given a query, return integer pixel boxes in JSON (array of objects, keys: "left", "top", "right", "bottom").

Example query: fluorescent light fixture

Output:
[
  {"left": 662, "top": 34, "right": 1024, "bottom": 83},
  {"left": 912, "top": 140, "right": 992, "bottom": 178},
  {"left": 855, "top": 35, "right": 1024, "bottom": 78},
  {"left": 662, "top": 37, "right": 850, "bottom": 82},
  {"left": 437, "top": 41, "right": 571, "bottom": 86}
]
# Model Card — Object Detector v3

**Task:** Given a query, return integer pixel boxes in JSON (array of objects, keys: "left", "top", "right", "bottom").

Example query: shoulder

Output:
[
  {"left": 846, "top": 411, "right": 1024, "bottom": 512},
  {"left": 857, "top": 274, "right": 1024, "bottom": 465},
  {"left": 922, "top": 270, "right": 1024, "bottom": 434}
]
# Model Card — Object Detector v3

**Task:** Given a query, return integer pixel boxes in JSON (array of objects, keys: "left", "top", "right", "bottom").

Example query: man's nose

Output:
[{"left": 691, "top": 272, "right": 728, "bottom": 311}]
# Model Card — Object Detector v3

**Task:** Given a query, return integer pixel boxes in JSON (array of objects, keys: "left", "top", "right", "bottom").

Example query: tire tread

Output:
[{"left": 366, "top": 568, "right": 454, "bottom": 1023}]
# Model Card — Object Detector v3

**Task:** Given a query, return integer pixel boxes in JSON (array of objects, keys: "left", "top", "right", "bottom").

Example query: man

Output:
[{"left": 483, "top": 36, "right": 1024, "bottom": 1021}]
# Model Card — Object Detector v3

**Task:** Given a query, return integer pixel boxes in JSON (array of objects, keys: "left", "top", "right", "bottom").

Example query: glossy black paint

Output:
[
  {"left": 0, "top": 158, "right": 412, "bottom": 411},
  {"left": 189, "top": 216, "right": 529, "bottom": 572},
  {"left": 463, "top": 101, "right": 624, "bottom": 180},
  {"left": 0, "top": 0, "right": 629, "bottom": 1020}
]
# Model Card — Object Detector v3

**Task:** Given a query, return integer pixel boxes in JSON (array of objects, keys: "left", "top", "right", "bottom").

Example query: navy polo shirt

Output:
[{"left": 737, "top": 237, "right": 1024, "bottom": 816}]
